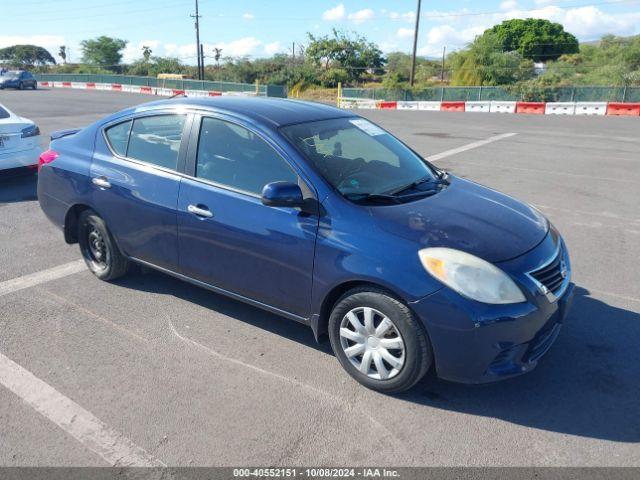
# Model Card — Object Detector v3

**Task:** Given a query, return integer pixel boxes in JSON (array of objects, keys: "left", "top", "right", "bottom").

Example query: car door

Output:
[
  {"left": 90, "top": 111, "right": 192, "bottom": 271},
  {"left": 177, "top": 114, "right": 318, "bottom": 318}
]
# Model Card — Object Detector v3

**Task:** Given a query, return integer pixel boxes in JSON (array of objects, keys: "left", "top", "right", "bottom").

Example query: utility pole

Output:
[
  {"left": 191, "top": 0, "right": 202, "bottom": 80},
  {"left": 292, "top": 42, "right": 295, "bottom": 62},
  {"left": 409, "top": 0, "right": 422, "bottom": 86},
  {"left": 200, "top": 43, "right": 205, "bottom": 80},
  {"left": 440, "top": 46, "right": 446, "bottom": 82}
]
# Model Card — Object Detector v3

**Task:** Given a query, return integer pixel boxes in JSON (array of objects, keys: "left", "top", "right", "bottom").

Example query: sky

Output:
[{"left": 2, "top": 0, "right": 640, "bottom": 64}]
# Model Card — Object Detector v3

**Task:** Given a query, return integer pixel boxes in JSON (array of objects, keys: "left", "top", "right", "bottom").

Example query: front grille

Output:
[{"left": 530, "top": 248, "right": 566, "bottom": 295}]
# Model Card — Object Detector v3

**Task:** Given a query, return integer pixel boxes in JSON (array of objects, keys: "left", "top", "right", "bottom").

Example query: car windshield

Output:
[{"left": 281, "top": 117, "right": 439, "bottom": 201}]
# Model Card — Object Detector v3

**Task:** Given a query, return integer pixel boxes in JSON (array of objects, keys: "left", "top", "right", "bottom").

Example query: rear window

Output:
[{"left": 0, "top": 106, "right": 9, "bottom": 119}]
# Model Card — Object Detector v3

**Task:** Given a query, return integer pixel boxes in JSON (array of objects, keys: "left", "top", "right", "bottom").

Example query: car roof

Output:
[{"left": 129, "top": 96, "right": 354, "bottom": 128}]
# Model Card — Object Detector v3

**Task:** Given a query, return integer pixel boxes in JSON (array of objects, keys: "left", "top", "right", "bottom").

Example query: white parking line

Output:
[
  {"left": 425, "top": 132, "right": 518, "bottom": 162},
  {"left": 0, "top": 260, "right": 85, "bottom": 297},
  {"left": 0, "top": 351, "right": 164, "bottom": 466}
]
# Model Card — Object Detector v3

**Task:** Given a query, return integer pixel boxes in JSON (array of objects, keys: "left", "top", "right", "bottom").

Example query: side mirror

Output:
[{"left": 261, "top": 181, "right": 304, "bottom": 208}]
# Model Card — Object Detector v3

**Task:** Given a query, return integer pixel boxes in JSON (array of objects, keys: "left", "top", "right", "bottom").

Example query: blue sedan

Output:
[
  {"left": 37, "top": 97, "right": 574, "bottom": 392},
  {"left": 0, "top": 70, "right": 38, "bottom": 90}
]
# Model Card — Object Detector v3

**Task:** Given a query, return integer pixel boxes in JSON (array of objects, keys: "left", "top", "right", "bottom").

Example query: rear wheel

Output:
[
  {"left": 328, "top": 287, "right": 432, "bottom": 393},
  {"left": 78, "top": 210, "right": 129, "bottom": 281},
  {"left": 32, "top": 83, "right": 37, "bottom": 90}
]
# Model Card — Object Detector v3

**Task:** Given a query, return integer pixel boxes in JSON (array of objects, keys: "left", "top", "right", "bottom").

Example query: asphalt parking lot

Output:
[{"left": 0, "top": 87, "right": 639, "bottom": 467}]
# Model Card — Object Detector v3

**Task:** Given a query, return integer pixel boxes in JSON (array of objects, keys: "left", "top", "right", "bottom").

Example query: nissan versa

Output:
[{"left": 37, "top": 97, "right": 574, "bottom": 392}]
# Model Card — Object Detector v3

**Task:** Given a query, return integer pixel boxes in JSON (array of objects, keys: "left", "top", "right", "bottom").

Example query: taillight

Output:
[{"left": 38, "top": 149, "right": 59, "bottom": 172}]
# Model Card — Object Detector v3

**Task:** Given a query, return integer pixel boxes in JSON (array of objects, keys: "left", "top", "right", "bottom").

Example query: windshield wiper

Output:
[
  {"left": 344, "top": 193, "right": 402, "bottom": 204},
  {"left": 386, "top": 175, "right": 448, "bottom": 196}
]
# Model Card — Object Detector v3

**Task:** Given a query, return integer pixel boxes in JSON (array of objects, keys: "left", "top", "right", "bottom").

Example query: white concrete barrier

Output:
[
  {"left": 71, "top": 82, "right": 86, "bottom": 89},
  {"left": 95, "top": 83, "right": 112, "bottom": 91},
  {"left": 355, "top": 100, "right": 377, "bottom": 109},
  {"left": 417, "top": 101, "right": 441, "bottom": 111},
  {"left": 465, "top": 101, "right": 491, "bottom": 113},
  {"left": 545, "top": 102, "right": 576, "bottom": 115},
  {"left": 574, "top": 102, "right": 607, "bottom": 116},
  {"left": 490, "top": 101, "right": 517, "bottom": 113},
  {"left": 397, "top": 101, "right": 419, "bottom": 110}
]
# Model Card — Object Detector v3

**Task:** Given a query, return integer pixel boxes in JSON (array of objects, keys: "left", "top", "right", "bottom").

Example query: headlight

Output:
[
  {"left": 21, "top": 125, "right": 40, "bottom": 138},
  {"left": 418, "top": 247, "right": 526, "bottom": 304}
]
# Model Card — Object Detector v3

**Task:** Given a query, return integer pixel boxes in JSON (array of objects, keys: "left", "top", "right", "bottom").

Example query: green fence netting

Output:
[
  {"left": 34, "top": 74, "right": 287, "bottom": 98},
  {"left": 342, "top": 86, "right": 640, "bottom": 103}
]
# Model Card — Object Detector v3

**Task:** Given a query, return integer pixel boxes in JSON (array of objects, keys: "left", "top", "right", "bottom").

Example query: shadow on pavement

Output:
[
  {"left": 403, "top": 286, "right": 640, "bottom": 443},
  {"left": 115, "top": 269, "right": 334, "bottom": 356},
  {"left": 116, "top": 268, "right": 640, "bottom": 443},
  {"left": 0, "top": 169, "right": 38, "bottom": 204}
]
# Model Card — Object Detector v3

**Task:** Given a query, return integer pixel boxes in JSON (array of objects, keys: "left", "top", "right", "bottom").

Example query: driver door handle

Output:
[{"left": 187, "top": 204, "right": 213, "bottom": 218}]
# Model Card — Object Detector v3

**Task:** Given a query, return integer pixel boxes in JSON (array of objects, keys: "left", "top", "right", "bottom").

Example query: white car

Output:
[{"left": 0, "top": 103, "right": 42, "bottom": 171}]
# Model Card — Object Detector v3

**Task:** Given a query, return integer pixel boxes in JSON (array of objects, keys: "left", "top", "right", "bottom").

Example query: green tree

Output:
[
  {"left": 141, "top": 46, "right": 152, "bottom": 62},
  {"left": 488, "top": 18, "right": 579, "bottom": 62},
  {"left": 0, "top": 45, "right": 56, "bottom": 67},
  {"left": 80, "top": 36, "right": 127, "bottom": 70},
  {"left": 449, "top": 32, "right": 534, "bottom": 86},
  {"left": 58, "top": 46, "right": 67, "bottom": 64},
  {"left": 306, "top": 29, "right": 384, "bottom": 85}
]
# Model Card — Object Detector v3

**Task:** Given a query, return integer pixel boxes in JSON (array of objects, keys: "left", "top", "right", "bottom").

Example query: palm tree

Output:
[
  {"left": 59, "top": 46, "right": 67, "bottom": 64},
  {"left": 213, "top": 47, "right": 222, "bottom": 68},
  {"left": 142, "top": 46, "right": 152, "bottom": 62}
]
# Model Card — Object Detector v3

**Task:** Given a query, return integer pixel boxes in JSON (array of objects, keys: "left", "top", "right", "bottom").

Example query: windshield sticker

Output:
[{"left": 349, "top": 119, "right": 386, "bottom": 136}]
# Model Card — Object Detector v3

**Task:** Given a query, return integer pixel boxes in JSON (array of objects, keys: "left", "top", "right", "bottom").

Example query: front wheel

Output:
[
  {"left": 18, "top": 82, "right": 24, "bottom": 90},
  {"left": 328, "top": 287, "right": 432, "bottom": 393},
  {"left": 78, "top": 210, "right": 130, "bottom": 281}
]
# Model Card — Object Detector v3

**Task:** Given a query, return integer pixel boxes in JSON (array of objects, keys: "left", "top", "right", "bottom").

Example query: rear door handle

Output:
[
  {"left": 92, "top": 177, "right": 111, "bottom": 189},
  {"left": 187, "top": 204, "right": 213, "bottom": 218}
]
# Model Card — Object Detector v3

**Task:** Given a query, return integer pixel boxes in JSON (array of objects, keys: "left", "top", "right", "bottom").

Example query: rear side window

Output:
[
  {"left": 126, "top": 115, "right": 186, "bottom": 170},
  {"left": 0, "top": 106, "right": 9, "bottom": 119},
  {"left": 105, "top": 120, "right": 132, "bottom": 156},
  {"left": 196, "top": 117, "right": 297, "bottom": 195}
]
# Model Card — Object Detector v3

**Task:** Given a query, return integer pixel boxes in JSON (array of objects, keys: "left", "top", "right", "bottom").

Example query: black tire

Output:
[
  {"left": 18, "top": 82, "right": 24, "bottom": 90},
  {"left": 32, "top": 83, "right": 37, "bottom": 90},
  {"left": 328, "top": 287, "right": 432, "bottom": 393},
  {"left": 78, "top": 210, "right": 129, "bottom": 281}
]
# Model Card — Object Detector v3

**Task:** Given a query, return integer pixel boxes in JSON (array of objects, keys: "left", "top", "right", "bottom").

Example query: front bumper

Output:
[
  {"left": 411, "top": 231, "right": 574, "bottom": 384},
  {"left": 0, "top": 144, "right": 40, "bottom": 170}
]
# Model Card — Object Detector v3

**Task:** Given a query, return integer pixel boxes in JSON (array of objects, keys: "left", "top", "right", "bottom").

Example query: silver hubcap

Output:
[{"left": 339, "top": 307, "right": 405, "bottom": 380}]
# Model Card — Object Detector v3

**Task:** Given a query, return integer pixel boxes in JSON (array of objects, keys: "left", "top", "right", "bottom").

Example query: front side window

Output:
[
  {"left": 196, "top": 117, "right": 297, "bottom": 195},
  {"left": 281, "top": 117, "right": 439, "bottom": 201},
  {"left": 126, "top": 115, "right": 186, "bottom": 170}
]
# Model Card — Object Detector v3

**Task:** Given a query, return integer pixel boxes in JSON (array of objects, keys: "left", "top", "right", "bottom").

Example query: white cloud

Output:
[
  {"left": 397, "top": 28, "right": 415, "bottom": 39},
  {"left": 165, "top": 37, "right": 262, "bottom": 60},
  {"left": 322, "top": 4, "right": 345, "bottom": 21},
  {"left": 500, "top": 0, "right": 518, "bottom": 11},
  {"left": 242, "top": 13, "right": 255, "bottom": 20},
  {"left": 348, "top": 8, "right": 374, "bottom": 24},
  {"left": 418, "top": 24, "right": 485, "bottom": 56},
  {"left": 122, "top": 40, "right": 160, "bottom": 63},
  {"left": 264, "top": 41, "right": 282, "bottom": 56},
  {"left": 387, "top": 11, "right": 416, "bottom": 23}
]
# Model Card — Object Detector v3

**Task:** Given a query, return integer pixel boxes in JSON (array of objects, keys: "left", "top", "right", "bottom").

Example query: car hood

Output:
[{"left": 370, "top": 176, "right": 548, "bottom": 263}]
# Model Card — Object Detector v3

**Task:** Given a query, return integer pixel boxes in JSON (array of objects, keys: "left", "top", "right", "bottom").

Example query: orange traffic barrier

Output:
[
  {"left": 111, "top": 84, "right": 122, "bottom": 91},
  {"left": 86, "top": 82, "right": 96, "bottom": 89},
  {"left": 606, "top": 103, "right": 640, "bottom": 116},
  {"left": 172, "top": 89, "right": 185, "bottom": 96},
  {"left": 378, "top": 101, "right": 397, "bottom": 110},
  {"left": 208, "top": 91, "right": 222, "bottom": 96},
  {"left": 516, "top": 102, "right": 545, "bottom": 114},
  {"left": 62, "top": 81, "right": 72, "bottom": 88},
  {"left": 140, "top": 86, "right": 153, "bottom": 94},
  {"left": 440, "top": 101, "right": 465, "bottom": 112}
]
